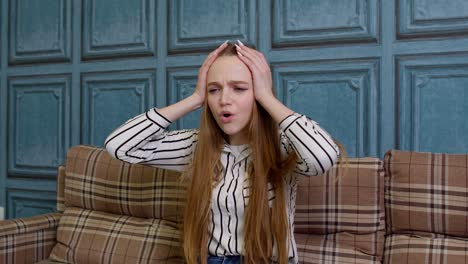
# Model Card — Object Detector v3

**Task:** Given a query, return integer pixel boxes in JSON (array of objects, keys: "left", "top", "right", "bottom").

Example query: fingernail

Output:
[
  {"left": 235, "top": 44, "right": 241, "bottom": 49},
  {"left": 220, "top": 40, "right": 228, "bottom": 47},
  {"left": 237, "top": 40, "right": 245, "bottom": 46}
]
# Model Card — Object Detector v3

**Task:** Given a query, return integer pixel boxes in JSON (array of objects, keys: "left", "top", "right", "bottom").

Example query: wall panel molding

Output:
[
  {"left": 6, "top": 189, "right": 56, "bottom": 219},
  {"left": 168, "top": 0, "right": 256, "bottom": 54},
  {"left": 2, "top": 0, "right": 468, "bottom": 219},
  {"left": 273, "top": 59, "right": 379, "bottom": 157},
  {"left": 397, "top": 0, "right": 468, "bottom": 39},
  {"left": 166, "top": 67, "right": 200, "bottom": 129},
  {"left": 9, "top": 0, "right": 72, "bottom": 64},
  {"left": 8, "top": 75, "right": 70, "bottom": 177},
  {"left": 82, "top": 0, "right": 155, "bottom": 59},
  {"left": 272, "top": 0, "right": 378, "bottom": 47},
  {"left": 82, "top": 71, "right": 154, "bottom": 146},
  {"left": 397, "top": 54, "right": 468, "bottom": 152}
]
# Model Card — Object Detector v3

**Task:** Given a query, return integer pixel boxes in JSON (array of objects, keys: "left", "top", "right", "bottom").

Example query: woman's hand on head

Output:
[
  {"left": 234, "top": 40, "right": 275, "bottom": 102},
  {"left": 193, "top": 41, "right": 229, "bottom": 106}
]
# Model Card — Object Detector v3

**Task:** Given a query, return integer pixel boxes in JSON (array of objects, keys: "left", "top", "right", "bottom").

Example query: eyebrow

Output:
[{"left": 207, "top": 80, "right": 250, "bottom": 87}]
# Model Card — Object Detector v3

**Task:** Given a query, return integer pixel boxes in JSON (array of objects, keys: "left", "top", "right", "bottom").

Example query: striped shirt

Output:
[{"left": 104, "top": 108, "right": 340, "bottom": 264}]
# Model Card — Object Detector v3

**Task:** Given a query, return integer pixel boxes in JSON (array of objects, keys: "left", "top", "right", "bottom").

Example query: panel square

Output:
[
  {"left": 8, "top": 76, "right": 70, "bottom": 176},
  {"left": 273, "top": 0, "right": 378, "bottom": 47},
  {"left": 82, "top": 0, "right": 155, "bottom": 59},
  {"left": 9, "top": 0, "right": 71, "bottom": 64},
  {"left": 398, "top": 0, "right": 468, "bottom": 38},
  {"left": 272, "top": 60, "right": 379, "bottom": 157},
  {"left": 168, "top": 0, "right": 256, "bottom": 54},
  {"left": 82, "top": 71, "right": 154, "bottom": 146},
  {"left": 397, "top": 55, "right": 468, "bottom": 152},
  {"left": 7, "top": 189, "right": 56, "bottom": 219},
  {"left": 167, "top": 67, "right": 201, "bottom": 129}
]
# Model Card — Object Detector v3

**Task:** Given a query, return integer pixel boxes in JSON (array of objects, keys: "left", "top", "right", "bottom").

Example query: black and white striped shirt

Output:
[{"left": 104, "top": 108, "right": 340, "bottom": 264}]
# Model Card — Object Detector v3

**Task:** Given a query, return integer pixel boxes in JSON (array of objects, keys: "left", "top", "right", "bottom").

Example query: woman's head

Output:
[{"left": 205, "top": 44, "right": 254, "bottom": 145}]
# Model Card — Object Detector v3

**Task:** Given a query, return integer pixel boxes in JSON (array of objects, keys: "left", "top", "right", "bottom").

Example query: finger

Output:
[
  {"left": 235, "top": 41, "right": 262, "bottom": 60},
  {"left": 235, "top": 43, "right": 261, "bottom": 60},
  {"left": 235, "top": 45, "right": 264, "bottom": 72},
  {"left": 210, "top": 40, "right": 229, "bottom": 57},
  {"left": 235, "top": 44, "right": 268, "bottom": 69},
  {"left": 236, "top": 47, "right": 261, "bottom": 73}
]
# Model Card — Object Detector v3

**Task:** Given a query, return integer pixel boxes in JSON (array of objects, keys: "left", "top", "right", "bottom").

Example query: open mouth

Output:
[{"left": 220, "top": 112, "right": 234, "bottom": 123}]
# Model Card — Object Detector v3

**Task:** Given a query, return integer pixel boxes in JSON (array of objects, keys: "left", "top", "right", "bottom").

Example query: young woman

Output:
[{"left": 105, "top": 40, "right": 343, "bottom": 264}]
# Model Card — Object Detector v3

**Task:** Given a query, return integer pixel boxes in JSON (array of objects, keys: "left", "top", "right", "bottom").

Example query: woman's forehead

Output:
[{"left": 207, "top": 56, "right": 252, "bottom": 83}]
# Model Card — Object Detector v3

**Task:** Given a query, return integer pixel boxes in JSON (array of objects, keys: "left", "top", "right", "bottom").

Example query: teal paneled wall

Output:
[{"left": 1, "top": 0, "right": 468, "bottom": 219}]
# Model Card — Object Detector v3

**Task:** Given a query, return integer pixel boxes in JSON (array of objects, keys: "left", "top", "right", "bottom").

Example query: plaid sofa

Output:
[
  {"left": 0, "top": 145, "right": 466, "bottom": 264},
  {"left": 0, "top": 145, "right": 185, "bottom": 264},
  {"left": 294, "top": 157, "right": 385, "bottom": 263},
  {"left": 383, "top": 150, "right": 468, "bottom": 264}
]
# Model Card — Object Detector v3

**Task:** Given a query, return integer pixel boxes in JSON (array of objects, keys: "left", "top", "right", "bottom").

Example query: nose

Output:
[{"left": 220, "top": 88, "right": 231, "bottom": 105}]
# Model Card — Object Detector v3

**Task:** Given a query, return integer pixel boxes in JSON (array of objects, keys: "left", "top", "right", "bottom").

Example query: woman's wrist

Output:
[
  {"left": 189, "top": 93, "right": 204, "bottom": 110},
  {"left": 256, "top": 94, "right": 294, "bottom": 124},
  {"left": 157, "top": 94, "right": 204, "bottom": 122},
  {"left": 255, "top": 92, "right": 275, "bottom": 107}
]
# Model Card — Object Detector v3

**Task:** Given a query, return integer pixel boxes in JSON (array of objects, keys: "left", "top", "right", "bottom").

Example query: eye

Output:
[
  {"left": 208, "top": 87, "right": 220, "bottom": 93},
  {"left": 234, "top": 87, "right": 247, "bottom": 91}
]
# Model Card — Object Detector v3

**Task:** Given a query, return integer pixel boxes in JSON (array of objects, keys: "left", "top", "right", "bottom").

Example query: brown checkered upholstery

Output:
[
  {"left": 0, "top": 213, "right": 61, "bottom": 264},
  {"left": 56, "top": 166, "right": 65, "bottom": 213},
  {"left": 384, "top": 234, "right": 468, "bottom": 264},
  {"left": 294, "top": 158, "right": 385, "bottom": 263},
  {"left": 296, "top": 232, "right": 385, "bottom": 263},
  {"left": 63, "top": 145, "right": 186, "bottom": 222},
  {"left": 383, "top": 150, "right": 468, "bottom": 264},
  {"left": 49, "top": 207, "right": 184, "bottom": 263},
  {"left": 2, "top": 145, "right": 467, "bottom": 264},
  {"left": 49, "top": 145, "right": 186, "bottom": 264},
  {"left": 0, "top": 145, "right": 187, "bottom": 264}
]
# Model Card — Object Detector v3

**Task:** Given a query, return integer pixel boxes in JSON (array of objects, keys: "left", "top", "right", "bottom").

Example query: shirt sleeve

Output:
[
  {"left": 279, "top": 113, "right": 340, "bottom": 176},
  {"left": 104, "top": 107, "right": 198, "bottom": 172}
]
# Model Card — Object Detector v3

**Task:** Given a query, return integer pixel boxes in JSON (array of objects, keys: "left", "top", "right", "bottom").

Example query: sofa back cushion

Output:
[
  {"left": 294, "top": 157, "right": 385, "bottom": 234},
  {"left": 63, "top": 145, "right": 186, "bottom": 222},
  {"left": 49, "top": 207, "right": 184, "bottom": 264},
  {"left": 384, "top": 233, "right": 468, "bottom": 264},
  {"left": 384, "top": 150, "right": 468, "bottom": 237}
]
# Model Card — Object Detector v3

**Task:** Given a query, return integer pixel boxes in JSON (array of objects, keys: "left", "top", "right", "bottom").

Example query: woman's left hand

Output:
[{"left": 235, "top": 40, "right": 274, "bottom": 102}]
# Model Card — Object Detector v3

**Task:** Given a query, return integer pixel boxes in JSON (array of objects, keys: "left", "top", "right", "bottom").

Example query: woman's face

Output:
[{"left": 206, "top": 55, "right": 254, "bottom": 145}]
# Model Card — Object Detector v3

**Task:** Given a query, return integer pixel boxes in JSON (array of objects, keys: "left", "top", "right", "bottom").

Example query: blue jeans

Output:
[{"left": 207, "top": 255, "right": 243, "bottom": 264}]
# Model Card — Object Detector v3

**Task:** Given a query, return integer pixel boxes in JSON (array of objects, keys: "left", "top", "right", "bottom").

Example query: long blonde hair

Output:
[{"left": 182, "top": 43, "right": 346, "bottom": 263}]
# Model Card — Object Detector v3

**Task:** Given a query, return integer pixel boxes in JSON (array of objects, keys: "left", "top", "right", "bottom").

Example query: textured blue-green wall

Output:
[{"left": 1, "top": 0, "right": 468, "bottom": 219}]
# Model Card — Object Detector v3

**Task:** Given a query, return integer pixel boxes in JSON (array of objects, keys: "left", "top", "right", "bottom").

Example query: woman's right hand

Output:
[{"left": 193, "top": 40, "right": 229, "bottom": 105}]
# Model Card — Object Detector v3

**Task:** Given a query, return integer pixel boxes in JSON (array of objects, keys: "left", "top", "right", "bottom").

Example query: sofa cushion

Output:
[
  {"left": 295, "top": 231, "right": 384, "bottom": 263},
  {"left": 384, "top": 234, "right": 468, "bottom": 264},
  {"left": 294, "top": 157, "right": 384, "bottom": 234},
  {"left": 49, "top": 207, "right": 184, "bottom": 264},
  {"left": 0, "top": 213, "right": 61, "bottom": 264},
  {"left": 64, "top": 145, "right": 186, "bottom": 222},
  {"left": 384, "top": 150, "right": 468, "bottom": 237}
]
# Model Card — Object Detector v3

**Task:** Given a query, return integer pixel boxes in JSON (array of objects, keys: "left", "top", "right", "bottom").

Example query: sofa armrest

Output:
[{"left": 0, "top": 212, "right": 61, "bottom": 264}]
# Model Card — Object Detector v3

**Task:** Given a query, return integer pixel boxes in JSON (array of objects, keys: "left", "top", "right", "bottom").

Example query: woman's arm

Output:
[
  {"left": 104, "top": 106, "right": 198, "bottom": 172},
  {"left": 105, "top": 41, "right": 229, "bottom": 171},
  {"left": 278, "top": 114, "right": 340, "bottom": 176},
  {"left": 233, "top": 41, "right": 293, "bottom": 123},
  {"left": 256, "top": 93, "right": 340, "bottom": 176},
  {"left": 234, "top": 41, "right": 339, "bottom": 175}
]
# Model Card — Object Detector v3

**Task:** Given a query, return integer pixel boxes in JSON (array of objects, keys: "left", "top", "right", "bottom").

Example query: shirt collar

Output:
[{"left": 222, "top": 142, "right": 252, "bottom": 159}]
